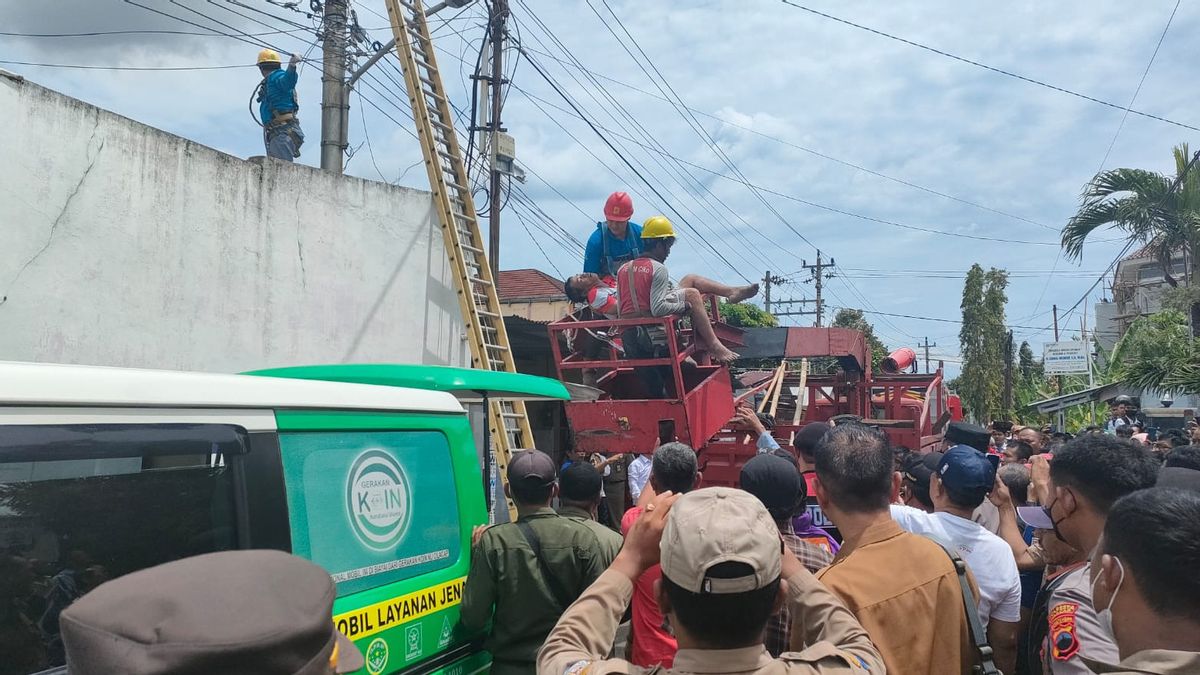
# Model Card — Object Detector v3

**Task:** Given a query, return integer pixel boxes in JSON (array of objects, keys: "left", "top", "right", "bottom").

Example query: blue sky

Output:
[{"left": 3, "top": 0, "right": 1195, "bottom": 377}]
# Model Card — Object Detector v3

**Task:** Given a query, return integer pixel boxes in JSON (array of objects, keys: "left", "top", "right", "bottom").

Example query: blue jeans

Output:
[{"left": 264, "top": 120, "right": 303, "bottom": 161}]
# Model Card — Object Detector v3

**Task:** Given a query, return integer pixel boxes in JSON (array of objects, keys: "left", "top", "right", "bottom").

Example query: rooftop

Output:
[{"left": 498, "top": 269, "right": 566, "bottom": 302}]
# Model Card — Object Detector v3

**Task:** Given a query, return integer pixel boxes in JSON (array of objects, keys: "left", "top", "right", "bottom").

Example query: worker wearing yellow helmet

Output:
[
  {"left": 256, "top": 48, "right": 304, "bottom": 161},
  {"left": 614, "top": 215, "right": 758, "bottom": 371}
]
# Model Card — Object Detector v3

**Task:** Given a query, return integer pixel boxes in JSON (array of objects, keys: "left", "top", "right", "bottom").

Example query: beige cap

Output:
[{"left": 659, "top": 487, "right": 782, "bottom": 594}]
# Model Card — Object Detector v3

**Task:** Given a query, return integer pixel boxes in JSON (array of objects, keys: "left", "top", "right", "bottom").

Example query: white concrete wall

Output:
[{"left": 0, "top": 73, "right": 468, "bottom": 372}]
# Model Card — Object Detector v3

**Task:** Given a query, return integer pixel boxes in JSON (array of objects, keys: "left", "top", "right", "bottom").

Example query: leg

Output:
[
  {"left": 604, "top": 481, "right": 626, "bottom": 530},
  {"left": 266, "top": 126, "right": 296, "bottom": 162},
  {"left": 681, "top": 288, "right": 739, "bottom": 364},
  {"left": 678, "top": 274, "right": 759, "bottom": 303}
]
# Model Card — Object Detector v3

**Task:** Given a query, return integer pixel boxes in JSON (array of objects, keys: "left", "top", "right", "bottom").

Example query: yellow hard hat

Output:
[
  {"left": 640, "top": 215, "right": 676, "bottom": 239},
  {"left": 257, "top": 49, "right": 282, "bottom": 66}
]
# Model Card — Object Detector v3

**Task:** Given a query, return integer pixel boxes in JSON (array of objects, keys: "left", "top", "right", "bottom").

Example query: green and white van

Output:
[{"left": 0, "top": 361, "right": 568, "bottom": 675}]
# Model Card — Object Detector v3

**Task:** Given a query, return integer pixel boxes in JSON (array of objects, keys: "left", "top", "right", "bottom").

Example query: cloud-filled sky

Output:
[{"left": 3, "top": 0, "right": 1195, "bottom": 376}]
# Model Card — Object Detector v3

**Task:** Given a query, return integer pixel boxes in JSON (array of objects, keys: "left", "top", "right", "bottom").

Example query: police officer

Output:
[
  {"left": 256, "top": 49, "right": 304, "bottom": 161},
  {"left": 538, "top": 488, "right": 884, "bottom": 674}
]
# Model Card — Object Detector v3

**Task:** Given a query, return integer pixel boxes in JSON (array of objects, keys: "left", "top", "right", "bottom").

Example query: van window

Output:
[
  {"left": 0, "top": 424, "right": 242, "bottom": 674},
  {"left": 280, "top": 431, "right": 461, "bottom": 596}
]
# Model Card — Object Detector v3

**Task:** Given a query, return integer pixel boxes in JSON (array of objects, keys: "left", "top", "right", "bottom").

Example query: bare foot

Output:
[
  {"left": 710, "top": 345, "right": 739, "bottom": 365},
  {"left": 727, "top": 283, "right": 759, "bottom": 303}
]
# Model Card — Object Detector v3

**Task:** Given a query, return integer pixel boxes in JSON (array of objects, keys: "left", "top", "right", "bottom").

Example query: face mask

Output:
[
  {"left": 1091, "top": 557, "right": 1125, "bottom": 641},
  {"left": 1043, "top": 497, "right": 1069, "bottom": 543}
]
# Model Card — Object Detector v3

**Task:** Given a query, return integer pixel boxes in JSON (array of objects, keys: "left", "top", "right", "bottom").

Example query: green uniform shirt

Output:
[
  {"left": 460, "top": 508, "right": 614, "bottom": 675},
  {"left": 557, "top": 504, "right": 624, "bottom": 562}
]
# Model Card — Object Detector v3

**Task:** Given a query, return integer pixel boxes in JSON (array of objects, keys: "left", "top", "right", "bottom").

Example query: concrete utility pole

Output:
[
  {"left": 921, "top": 336, "right": 937, "bottom": 372},
  {"left": 801, "top": 251, "right": 835, "bottom": 327},
  {"left": 320, "top": 0, "right": 349, "bottom": 173},
  {"left": 762, "top": 271, "right": 787, "bottom": 314},
  {"left": 486, "top": 0, "right": 509, "bottom": 276}
]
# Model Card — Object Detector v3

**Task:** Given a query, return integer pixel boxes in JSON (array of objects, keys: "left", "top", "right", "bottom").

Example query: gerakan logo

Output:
[{"left": 346, "top": 449, "right": 412, "bottom": 552}]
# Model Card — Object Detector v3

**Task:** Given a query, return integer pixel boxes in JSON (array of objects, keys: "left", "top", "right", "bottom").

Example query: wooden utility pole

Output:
[
  {"left": 921, "top": 336, "right": 937, "bottom": 372},
  {"left": 320, "top": 0, "right": 349, "bottom": 172},
  {"left": 801, "top": 251, "right": 835, "bottom": 327},
  {"left": 486, "top": 0, "right": 508, "bottom": 277},
  {"left": 762, "top": 270, "right": 786, "bottom": 314},
  {"left": 1003, "top": 330, "right": 1014, "bottom": 418}
]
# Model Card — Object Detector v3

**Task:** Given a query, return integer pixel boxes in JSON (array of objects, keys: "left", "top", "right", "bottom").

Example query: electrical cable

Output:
[
  {"left": 517, "top": 48, "right": 754, "bottom": 280},
  {"left": 516, "top": 43, "right": 1059, "bottom": 234},
  {"left": 778, "top": 0, "right": 1200, "bottom": 133}
]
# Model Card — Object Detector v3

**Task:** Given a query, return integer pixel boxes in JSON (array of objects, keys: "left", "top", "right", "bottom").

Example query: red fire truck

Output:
[{"left": 547, "top": 302, "right": 959, "bottom": 487}]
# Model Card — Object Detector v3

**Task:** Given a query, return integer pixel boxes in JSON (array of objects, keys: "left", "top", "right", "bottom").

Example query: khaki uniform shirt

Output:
[
  {"left": 815, "top": 519, "right": 979, "bottom": 675},
  {"left": 557, "top": 505, "right": 624, "bottom": 562},
  {"left": 460, "top": 508, "right": 611, "bottom": 675},
  {"left": 538, "top": 567, "right": 883, "bottom": 674},
  {"left": 1042, "top": 565, "right": 1119, "bottom": 674},
  {"left": 1083, "top": 650, "right": 1200, "bottom": 674}
]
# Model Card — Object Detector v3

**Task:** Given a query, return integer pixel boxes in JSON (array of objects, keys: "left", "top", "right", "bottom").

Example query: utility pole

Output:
[
  {"left": 921, "top": 337, "right": 937, "bottom": 372},
  {"left": 801, "top": 251, "right": 836, "bottom": 327},
  {"left": 485, "top": 0, "right": 508, "bottom": 277},
  {"left": 320, "top": 0, "right": 349, "bottom": 173},
  {"left": 1003, "top": 330, "right": 1014, "bottom": 419},
  {"left": 1052, "top": 303, "right": 1064, "bottom": 430},
  {"left": 762, "top": 271, "right": 787, "bottom": 314},
  {"left": 772, "top": 298, "right": 817, "bottom": 322}
]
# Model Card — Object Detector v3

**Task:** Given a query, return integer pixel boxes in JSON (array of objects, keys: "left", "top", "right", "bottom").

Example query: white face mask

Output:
[{"left": 1091, "top": 557, "right": 1125, "bottom": 640}]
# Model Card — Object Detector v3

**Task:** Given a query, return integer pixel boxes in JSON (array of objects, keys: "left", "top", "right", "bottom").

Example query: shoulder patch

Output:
[{"left": 1048, "top": 601, "right": 1081, "bottom": 661}]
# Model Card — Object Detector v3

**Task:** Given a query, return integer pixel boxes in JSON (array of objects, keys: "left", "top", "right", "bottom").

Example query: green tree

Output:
[
  {"left": 1114, "top": 310, "right": 1200, "bottom": 395},
  {"left": 1062, "top": 143, "right": 1200, "bottom": 287},
  {"left": 718, "top": 301, "right": 778, "bottom": 328},
  {"left": 830, "top": 308, "right": 890, "bottom": 371},
  {"left": 958, "top": 265, "right": 1009, "bottom": 422},
  {"left": 1017, "top": 341, "right": 1043, "bottom": 385}
]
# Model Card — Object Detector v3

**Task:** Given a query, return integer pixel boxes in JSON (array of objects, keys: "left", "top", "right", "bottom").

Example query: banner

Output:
[{"left": 1043, "top": 341, "right": 1090, "bottom": 375}]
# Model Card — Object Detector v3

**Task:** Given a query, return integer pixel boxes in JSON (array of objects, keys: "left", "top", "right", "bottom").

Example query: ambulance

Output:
[{"left": 0, "top": 361, "right": 568, "bottom": 675}]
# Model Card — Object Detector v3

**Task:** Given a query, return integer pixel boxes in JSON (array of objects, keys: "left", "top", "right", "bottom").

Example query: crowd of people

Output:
[{"left": 458, "top": 401, "right": 1200, "bottom": 675}]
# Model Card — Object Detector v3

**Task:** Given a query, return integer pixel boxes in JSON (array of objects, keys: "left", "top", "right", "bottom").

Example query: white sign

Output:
[{"left": 1044, "top": 341, "right": 1090, "bottom": 374}]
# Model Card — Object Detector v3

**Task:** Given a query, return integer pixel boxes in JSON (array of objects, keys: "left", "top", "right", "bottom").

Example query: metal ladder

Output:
[{"left": 384, "top": 0, "right": 531, "bottom": 520}]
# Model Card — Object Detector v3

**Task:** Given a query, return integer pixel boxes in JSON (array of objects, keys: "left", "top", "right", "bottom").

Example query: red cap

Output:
[{"left": 604, "top": 191, "right": 633, "bottom": 222}]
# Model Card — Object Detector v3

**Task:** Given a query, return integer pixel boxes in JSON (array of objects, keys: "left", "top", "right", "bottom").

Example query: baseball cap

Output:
[
  {"left": 659, "top": 487, "right": 782, "bottom": 594},
  {"left": 793, "top": 422, "right": 830, "bottom": 457},
  {"left": 937, "top": 445, "right": 999, "bottom": 492},
  {"left": 1016, "top": 505, "right": 1056, "bottom": 530},
  {"left": 902, "top": 451, "right": 944, "bottom": 488},
  {"left": 507, "top": 449, "right": 556, "bottom": 488},
  {"left": 945, "top": 421, "right": 991, "bottom": 453},
  {"left": 61, "top": 550, "right": 364, "bottom": 675},
  {"left": 739, "top": 453, "right": 805, "bottom": 520}
]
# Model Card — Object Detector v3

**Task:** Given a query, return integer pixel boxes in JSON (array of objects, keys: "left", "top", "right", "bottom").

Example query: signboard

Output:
[{"left": 1044, "top": 341, "right": 1090, "bottom": 375}]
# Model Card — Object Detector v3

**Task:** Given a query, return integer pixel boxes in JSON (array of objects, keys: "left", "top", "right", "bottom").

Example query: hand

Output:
[
  {"left": 471, "top": 524, "right": 489, "bottom": 549},
  {"left": 1030, "top": 454, "right": 1051, "bottom": 503},
  {"left": 289, "top": 52, "right": 301, "bottom": 66},
  {"left": 613, "top": 491, "right": 680, "bottom": 579},
  {"left": 732, "top": 406, "right": 765, "bottom": 435},
  {"left": 989, "top": 472, "right": 1012, "bottom": 507}
]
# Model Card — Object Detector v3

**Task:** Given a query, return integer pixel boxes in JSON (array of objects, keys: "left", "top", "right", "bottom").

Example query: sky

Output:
[{"left": 3, "top": 0, "right": 1196, "bottom": 377}]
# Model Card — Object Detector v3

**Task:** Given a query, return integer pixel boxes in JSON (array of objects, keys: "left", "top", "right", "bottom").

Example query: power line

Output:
[
  {"left": 516, "top": 43, "right": 1059, "bottom": 233},
  {"left": 778, "top": 0, "right": 1200, "bottom": 133},
  {"left": 516, "top": 46, "right": 752, "bottom": 281},
  {"left": 510, "top": 83, "right": 1064, "bottom": 247},
  {"left": 0, "top": 26, "right": 324, "bottom": 38},
  {"left": 0, "top": 58, "right": 264, "bottom": 71}
]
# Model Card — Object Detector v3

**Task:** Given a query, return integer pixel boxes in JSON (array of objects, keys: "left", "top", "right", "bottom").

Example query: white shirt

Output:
[
  {"left": 890, "top": 504, "right": 1022, "bottom": 626},
  {"left": 627, "top": 454, "right": 652, "bottom": 503}
]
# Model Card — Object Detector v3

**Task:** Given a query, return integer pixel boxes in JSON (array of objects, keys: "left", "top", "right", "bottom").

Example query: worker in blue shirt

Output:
[
  {"left": 256, "top": 49, "right": 304, "bottom": 161},
  {"left": 583, "top": 191, "right": 643, "bottom": 279}
]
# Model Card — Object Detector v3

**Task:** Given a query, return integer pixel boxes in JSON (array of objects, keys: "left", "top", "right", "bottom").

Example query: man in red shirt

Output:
[
  {"left": 619, "top": 441, "right": 701, "bottom": 668},
  {"left": 614, "top": 216, "right": 756, "bottom": 365}
]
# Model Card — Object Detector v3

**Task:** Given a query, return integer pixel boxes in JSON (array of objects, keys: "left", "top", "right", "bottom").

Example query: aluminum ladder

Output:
[{"left": 384, "top": 0, "right": 532, "bottom": 520}]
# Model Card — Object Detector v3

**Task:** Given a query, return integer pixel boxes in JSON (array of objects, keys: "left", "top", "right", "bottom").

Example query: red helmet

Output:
[{"left": 603, "top": 191, "right": 634, "bottom": 222}]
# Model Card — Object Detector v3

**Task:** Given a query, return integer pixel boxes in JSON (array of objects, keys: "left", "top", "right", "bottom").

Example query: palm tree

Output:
[{"left": 1062, "top": 143, "right": 1200, "bottom": 287}]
